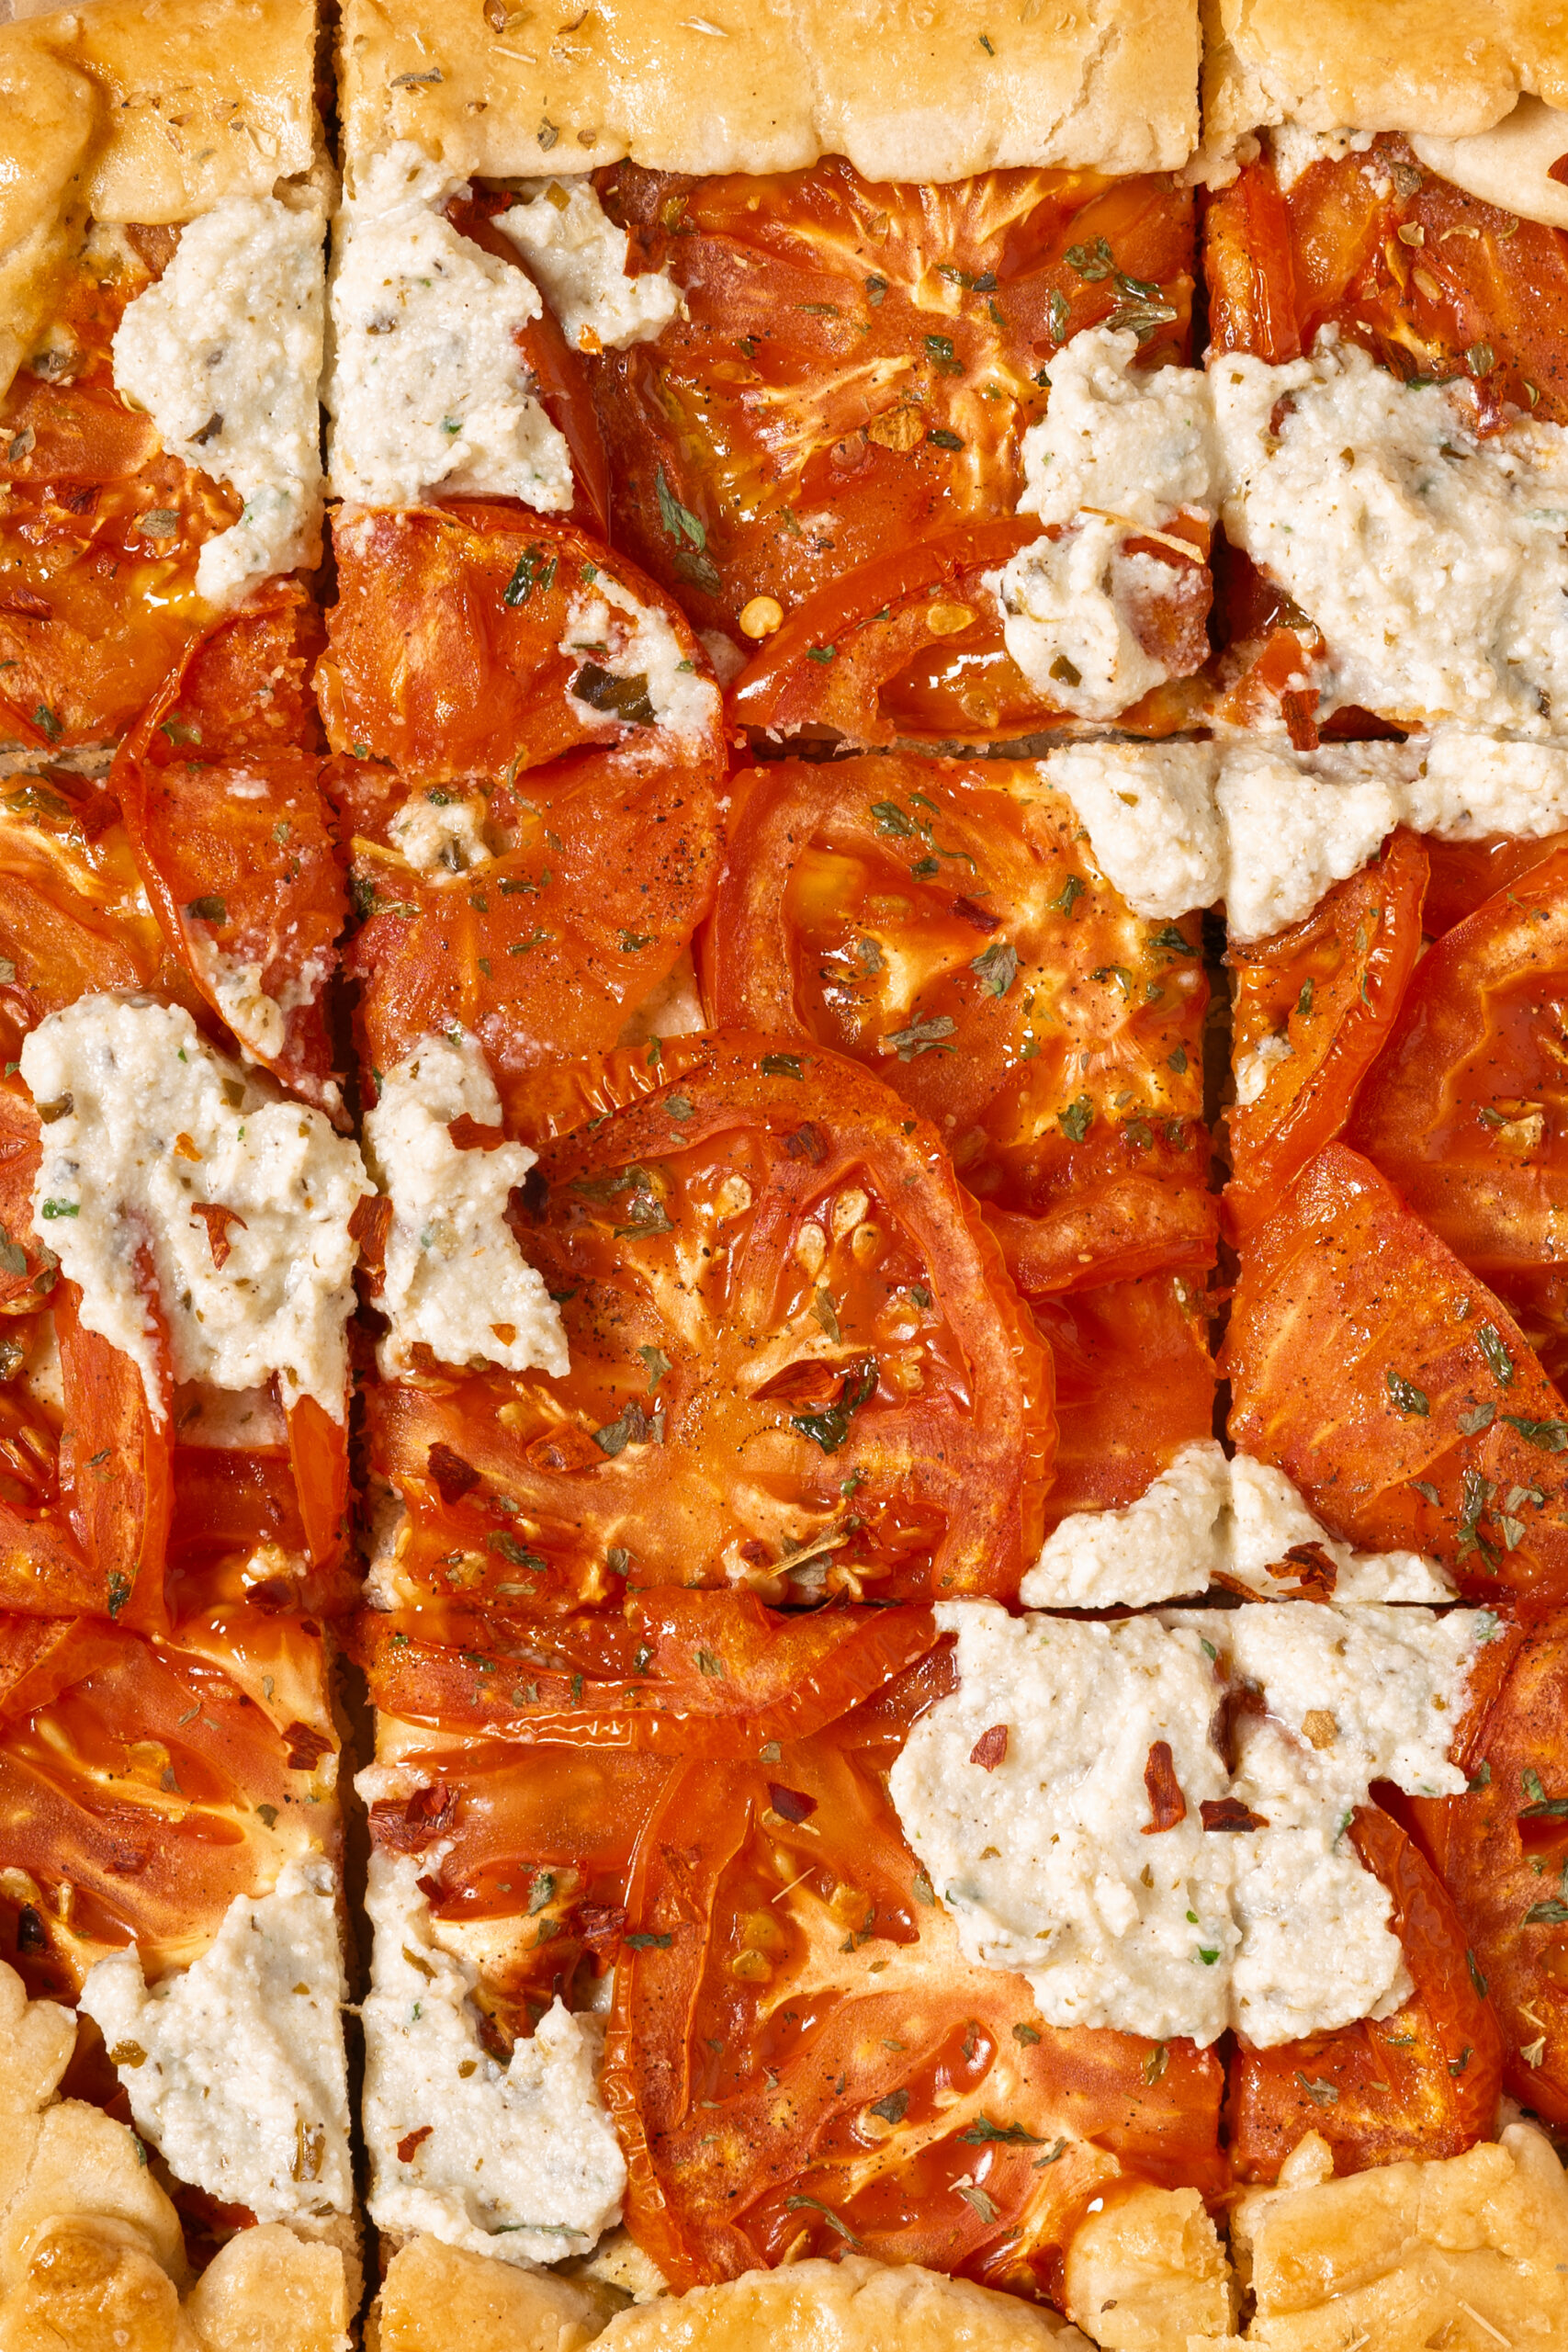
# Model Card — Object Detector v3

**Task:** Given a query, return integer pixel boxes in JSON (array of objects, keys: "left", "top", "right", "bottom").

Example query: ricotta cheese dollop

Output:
[
  {"left": 80, "top": 1853, "right": 352, "bottom": 2225},
  {"left": 1021, "top": 1441, "right": 1454, "bottom": 1609},
  {"left": 497, "top": 180, "right": 682, "bottom": 354},
  {"left": 1211, "top": 337, "right": 1568, "bottom": 736},
  {"left": 361, "top": 1032, "right": 569, "bottom": 1380},
  {"left": 112, "top": 191, "right": 326, "bottom": 609},
  {"left": 361, "top": 1843, "right": 626, "bottom": 2264},
  {"left": 559, "top": 577, "right": 721, "bottom": 747},
  {"left": 892, "top": 1600, "right": 1488, "bottom": 2048},
  {"left": 990, "top": 328, "right": 1216, "bottom": 721},
  {"left": 1041, "top": 740, "right": 1224, "bottom": 922},
  {"left": 387, "top": 790, "right": 492, "bottom": 876},
  {"left": 327, "top": 142, "right": 573, "bottom": 512},
  {"left": 22, "top": 998, "right": 371, "bottom": 1421}
]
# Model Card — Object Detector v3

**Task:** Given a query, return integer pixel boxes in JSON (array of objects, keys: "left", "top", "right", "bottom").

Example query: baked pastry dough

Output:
[
  {"left": 1202, "top": 0, "right": 1568, "bottom": 156},
  {"left": 0, "top": 0, "right": 315, "bottom": 395},
  {"left": 337, "top": 0, "right": 1200, "bottom": 189},
  {"left": 373, "top": 2243, "right": 1093, "bottom": 2352},
  {"left": 1062, "top": 2186, "right": 1235, "bottom": 2349}
]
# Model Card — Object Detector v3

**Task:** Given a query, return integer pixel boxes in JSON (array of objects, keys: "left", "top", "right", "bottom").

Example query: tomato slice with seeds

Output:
[
  {"left": 589, "top": 159, "right": 1194, "bottom": 638},
  {"left": 342, "top": 742, "right": 721, "bottom": 1083},
  {"left": 1227, "top": 1802, "right": 1503, "bottom": 2181},
  {"left": 604, "top": 1709, "right": 1223, "bottom": 2296},
  {"left": 1407, "top": 1610, "right": 1568, "bottom": 2128},
  {"left": 704, "top": 753, "right": 1213, "bottom": 1296},
  {"left": 367, "top": 1032, "right": 1053, "bottom": 1615},
  {"left": 1206, "top": 141, "right": 1568, "bottom": 424},
  {"left": 1348, "top": 842, "right": 1568, "bottom": 1278},
  {"left": 0, "top": 1611, "right": 340, "bottom": 1995},
  {"left": 1032, "top": 1273, "right": 1214, "bottom": 1530},
  {"left": 1226, "top": 830, "right": 1428, "bottom": 1237},
  {"left": 1224, "top": 1141, "right": 1568, "bottom": 1608},
  {"left": 355, "top": 1595, "right": 939, "bottom": 1758},
  {"left": 317, "top": 503, "right": 723, "bottom": 784}
]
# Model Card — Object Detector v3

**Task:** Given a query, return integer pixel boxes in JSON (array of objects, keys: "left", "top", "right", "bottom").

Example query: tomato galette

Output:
[{"left": 4, "top": 0, "right": 1568, "bottom": 2347}]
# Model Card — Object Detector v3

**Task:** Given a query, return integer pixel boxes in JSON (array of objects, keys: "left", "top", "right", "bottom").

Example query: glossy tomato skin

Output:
[
  {"left": 1226, "top": 830, "right": 1428, "bottom": 1237},
  {"left": 367, "top": 1032, "right": 1054, "bottom": 1616},
  {"left": 704, "top": 755, "right": 1214, "bottom": 1295},
  {"left": 1205, "top": 140, "right": 1568, "bottom": 422},
  {"left": 1228, "top": 1802, "right": 1504, "bottom": 2181},
  {"left": 604, "top": 1714, "right": 1223, "bottom": 2298},
  {"left": 1409, "top": 1610, "right": 1568, "bottom": 2127},
  {"left": 0, "top": 1607, "right": 342, "bottom": 1996},
  {"left": 1224, "top": 1142, "right": 1568, "bottom": 1610},
  {"left": 0, "top": 231, "right": 243, "bottom": 745},
  {"left": 1032, "top": 1273, "right": 1214, "bottom": 1530},
  {"left": 1348, "top": 842, "right": 1568, "bottom": 1281},
  {"left": 588, "top": 159, "right": 1195, "bottom": 639}
]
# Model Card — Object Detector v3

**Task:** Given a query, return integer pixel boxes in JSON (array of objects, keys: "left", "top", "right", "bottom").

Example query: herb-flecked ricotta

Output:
[
  {"left": 560, "top": 578, "right": 720, "bottom": 746},
  {"left": 498, "top": 181, "right": 682, "bottom": 353}
]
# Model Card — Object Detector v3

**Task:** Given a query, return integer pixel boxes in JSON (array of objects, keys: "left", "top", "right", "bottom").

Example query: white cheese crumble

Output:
[
  {"left": 893, "top": 1600, "right": 1485, "bottom": 2048},
  {"left": 327, "top": 143, "right": 573, "bottom": 512},
  {"left": 497, "top": 180, "right": 682, "bottom": 353},
  {"left": 560, "top": 578, "right": 720, "bottom": 746},
  {"left": 1235, "top": 1031, "right": 1293, "bottom": 1106},
  {"left": 890, "top": 1604, "right": 1236, "bottom": 2043},
  {"left": 112, "top": 192, "right": 326, "bottom": 609},
  {"left": 387, "top": 790, "right": 492, "bottom": 876},
  {"left": 361, "top": 1033, "right": 569, "bottom": 1380},
  {"left": 990, "top": 329, "right": 1215, "bottom": 721},
  {"left": 1220, "top": 1603, "right": 1483, "bottom": 2045},
  {"left": 1268, "top": 124, "right": 1379, "bottom": 193},
  {"left": 1215, "top": 739, "right": 1412, "bottom": 942},
  {"left": 1042, "top": 740, "right": 1224, "bottom": 919},
  {"left": 361, "top": 1844, "right": 626, "bottom": 2265},
  {"left": 1021, "top": 1441, "right": 1454, "bottom": 1609},
  {"left": 1211, "top": 336, "right": 1568, "bottom": 735},
  {"left": 22, "top": 998, "right": 371, "bottom": 1422},
  {"left": 79, "top": 1854, "right": 351, "bottom": 2223}
]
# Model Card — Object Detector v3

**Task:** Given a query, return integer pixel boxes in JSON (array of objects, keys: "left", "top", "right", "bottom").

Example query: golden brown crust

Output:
[
  {"left": 374, "top": 2235, "right": 621, "bottom": 2352},
  {"left": 338, "top": 0, "right": 1200, "bottom": 189},
  {"left": 593, "top": 2256, "right": 1089, "bottom": 2352},
  {"left": 1202, "top": 0, "right": 1568, "bottom": 154},
  {"left": 1062, "top": 2186, "right": 1234, "bottom": 2350}
]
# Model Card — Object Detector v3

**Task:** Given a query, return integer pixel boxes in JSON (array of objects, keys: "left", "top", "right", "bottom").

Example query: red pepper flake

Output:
[
  {"left": 447, "top": 1112, "right": 508, "bottom": 1150},
  {"left": 1200, "top": 1796, "right": 1269, "bottom": 1832},
  {"left": 970, "top": 1724, "right": 1009, "bottom": 1771},
  {"left": 426, "top": 1441, "right": 482, "bottom": 1506},
  {"left": 1280, "top": 687, "right": 1320, "bottom": 752},
  {"left": 1270, "top": 1540, "right": 1338, "bottom": 1600},
  {"left": 396, "top": 2126, "right": 434, "bottom": 2163},
  {"left": 188, "top": 1202, "right": 246, "bottom": 1270},
  {"left": 1142, "top": 1739, "right": 1187, "bottom": 1834}
]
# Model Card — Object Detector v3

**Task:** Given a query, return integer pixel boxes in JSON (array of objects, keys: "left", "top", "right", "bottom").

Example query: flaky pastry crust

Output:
[
  {"left": 337, "top": 0, "right": 1200, "bottom": 190},
  {"left": 1202, "top": 0, "right": 1568, "bottom": 156}
]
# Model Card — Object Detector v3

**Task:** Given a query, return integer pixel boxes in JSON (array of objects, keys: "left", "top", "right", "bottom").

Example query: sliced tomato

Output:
[
  {"left": 704, "top": 753, "right": 1213, "bottom": 1294},
  {"left": 604, "top": 1716, "right": 1224, "bottom": 2297},
  {"left": 367, "top": 1032, "right": 1053, "bottom": 1613},
  {"left": 445, "top": 192, "right": 612, "bottom": 536},
  {"left": 1348, "top": 842, "right": 1568, "bottom": 1278},
  {"left": 0, "top": 242, "right": 244, "bottom": 746},
  {"left": 1205, "top": 141, "right": 1568, "bottom": 423},
  {"left": 1407, "top": 1609, "right": 1568, "bottom": 2126},
  {"left": 1032, "top": 1273, "right": 1214, "bottom": 1529},
  {"left": 1426, "top": 831, "right": 1568, "bottom": 938},
  {"left": 0, "top": 1611, "right": 340, "bottom": 1996},
  {"left": 52, "top": 1273, "right": 174, "bottom": 1635},
  {"left": 317, "top": 503, "right": 723, "bottom": 783},
  {"left": 1227, "top": 830, "right": 1428, "bottom": 1236},
  {"left": 343, "top": 741, "right": 721, "bottom": 1083},
  {"left": 355, "top": 1595, "right": 939, "bottom": 1756},
  {"left": 1228, "top": 1802, "right": 1503, "bottom": 2181},
  {"left": 366, "top": 1736, "right": 673, "bottom": 2042},
  {"left": 1224, "top": 1141, "right": 1568, "bottom": 1607},
  {"left": 284, "top": 1394, "right": 349, "bottom": 1571},
  {"left": 589, "top": 160, "right": 1194, "bottom": 638}
]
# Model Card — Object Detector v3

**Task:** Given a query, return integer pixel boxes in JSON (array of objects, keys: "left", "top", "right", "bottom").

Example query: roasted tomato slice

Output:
[
  {"left": 355, "top": 1594, "right": 939, "bottom": 1757},
  {"left": 1425, "top": 832, "right": 1568, "bottom": 939},
  {"left": 368, "top": 1033, "right": 1053, "bottom": 1613},
  {"left": 728, "top": 517, "right": 1213, "bottom": 748},
  {"left": 1348, "top": 842, "right": 1568, "bottom": 1279},
  {"left": 1205, "top": 140, "right": 1568, "bottom": 422},
  {"left": 1227, "top": 830, "right": 1428, "bottom": 1236},
  {"left": 604, "top": 1707, "right": 1224, "bottom": 2296},
  {"left": 341, "top": 744, "right": 721, "bottom": 1082},
  {"left": 1032, "top": 1273, "right": 1214, "bottom": 1530},
  {"left": 117, "top": 593, "right": 346, "bottom": 1120},
  {"left": 317, "top": 503, "right": 724, "bottom": 783},
  {"left": 1408, "top": 1609, "right": 1568, "bottom": 2127},
  {"left": 704, "top": 753, "right": 1213, "bottom": 1295},
  {"left": 0, "top": 1610, "right": 340, "bottom": 1995},
  {"left": 589, "top": 159, "right": 1193, "bottom": 638},
  {"left": 0, "top": 231, "right": 243, "bottom": 746},
  {"left": 54, "top": 1273, "right": 174, "bottom": 1636},
  {"left": 1228, "top": 1802, "right": 1504, "bottom": 2181},
  {"left": 1224, "top": 1142, "right": 1568, "bottom": 1608}
]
